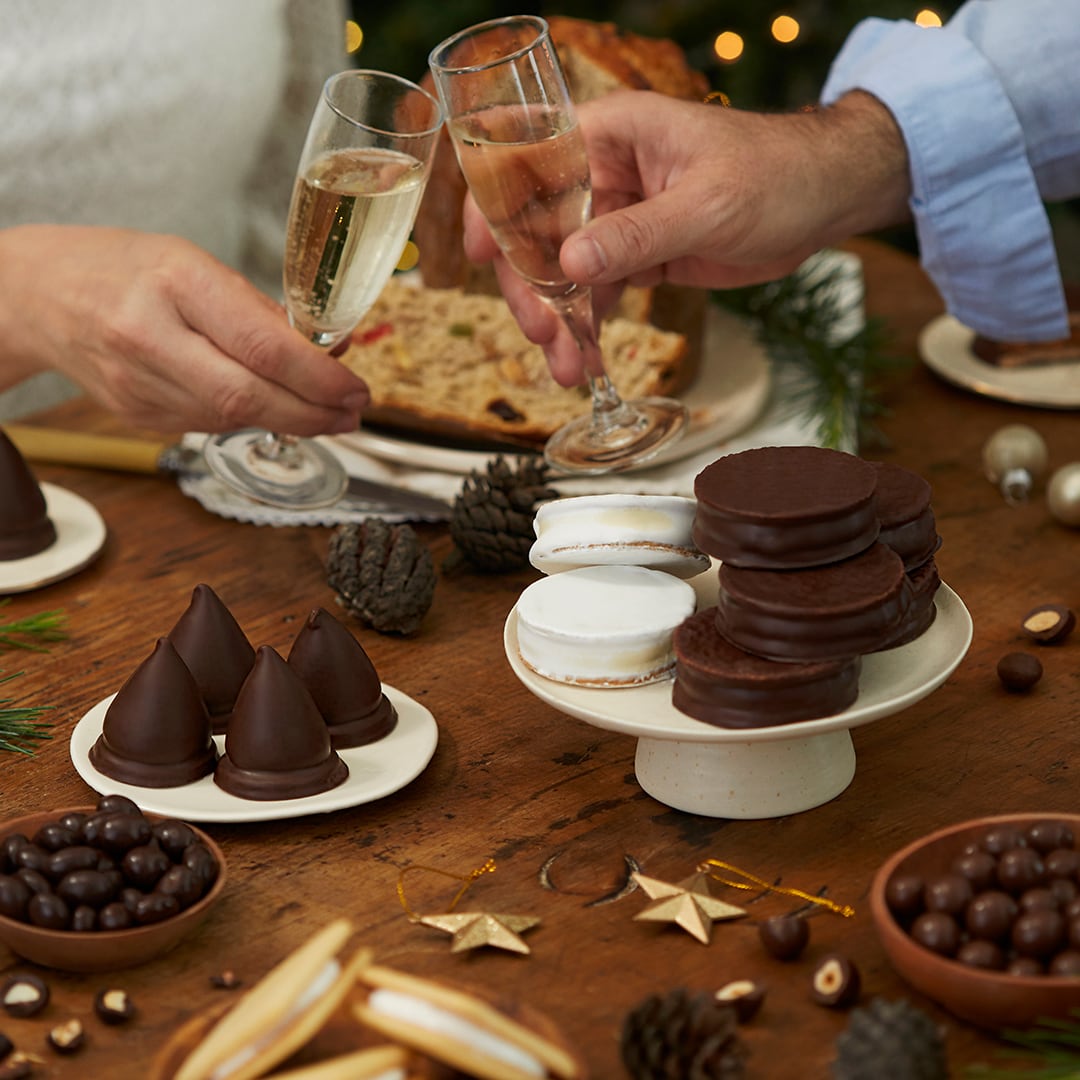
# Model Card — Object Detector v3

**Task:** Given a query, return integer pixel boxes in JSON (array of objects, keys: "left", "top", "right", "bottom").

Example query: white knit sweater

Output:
[{"left": 0, "top": 0, "right": 347, "bottom": 418}]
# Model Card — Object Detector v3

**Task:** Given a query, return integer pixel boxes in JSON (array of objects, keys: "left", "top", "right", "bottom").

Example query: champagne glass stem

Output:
[
  {"left": 549, "top": 288, "right": 641, "bottom": 438},
  {"left": 254, "top": 432, "right": 299, "bottom": 466}
]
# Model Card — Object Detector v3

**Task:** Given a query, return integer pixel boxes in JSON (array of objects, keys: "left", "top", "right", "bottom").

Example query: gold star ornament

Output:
[
  {"left": 632, "top": 871, "right": 747, "bottom": 944},
  {"left": 418, "top": 911, "right": 541, "bottom": 954}
]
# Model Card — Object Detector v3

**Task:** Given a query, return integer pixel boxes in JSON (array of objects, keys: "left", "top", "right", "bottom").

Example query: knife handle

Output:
[{"left": 4, "top": 425, "right": 167, "bottom": 474}]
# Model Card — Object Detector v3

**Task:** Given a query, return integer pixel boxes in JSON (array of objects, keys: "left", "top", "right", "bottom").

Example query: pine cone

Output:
[
  {"left": 620, "top": 988, "right": 747, "bottom": 1080},
  {"left": 326, "top": 519, "right": 436, "bottom": 635},
  {"left": 449, "top": 455, "right": 557, "bottom": 573},
  {"left": 832, "top": 998, "right": 948, "bottom": 1080}
]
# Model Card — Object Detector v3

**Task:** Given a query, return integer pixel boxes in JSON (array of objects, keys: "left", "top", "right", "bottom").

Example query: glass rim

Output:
[
  {"left": 428, "top": 14, "right": 549, "bottom": 77},
  {"left": 322, "top": 68, "right": 445, "bottom": 140}
]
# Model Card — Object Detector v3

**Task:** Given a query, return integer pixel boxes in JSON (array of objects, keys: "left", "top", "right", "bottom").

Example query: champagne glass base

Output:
[
  {"left": 543, "top": 396, "right": 689, "bottom": 475},
  {"left": 204, "top": 429, "right": 348, "bottom": 510}
]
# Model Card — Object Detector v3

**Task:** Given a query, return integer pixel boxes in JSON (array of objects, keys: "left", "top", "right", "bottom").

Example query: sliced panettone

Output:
[{"left": 340, "top": 278, "right": 688, "bottom": 447}]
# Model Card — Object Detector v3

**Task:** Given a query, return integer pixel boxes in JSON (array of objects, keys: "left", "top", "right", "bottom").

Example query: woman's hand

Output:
[{"left": 0, "top": 225, "right": 370, "bottom": 433}]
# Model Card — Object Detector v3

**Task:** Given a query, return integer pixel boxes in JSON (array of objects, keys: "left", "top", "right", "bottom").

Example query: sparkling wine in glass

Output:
[
  {"left": 205, "top": 70, "right": 444, "bottom": 509},
  {"left": 429, "top": 16, "right": 687, "bottom": 474}
]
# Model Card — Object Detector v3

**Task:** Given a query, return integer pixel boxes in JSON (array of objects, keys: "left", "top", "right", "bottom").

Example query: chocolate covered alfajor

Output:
[
  {"left": 693, "top": 446, "right": 879, "bottom": 569},
  {"left": 673, "top": 608, "right": 860, "bottom": 728},
  {"left": 870, "top": 461, "right": 940, "bottom": 570},
  {"left": 716, "top": 542, "right": 910, "bottom": 662}
]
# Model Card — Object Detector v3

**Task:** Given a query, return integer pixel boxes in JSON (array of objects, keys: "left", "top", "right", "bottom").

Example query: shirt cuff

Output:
[{"left": 822, "top": 19, "right": 1068, "bottom": 341}]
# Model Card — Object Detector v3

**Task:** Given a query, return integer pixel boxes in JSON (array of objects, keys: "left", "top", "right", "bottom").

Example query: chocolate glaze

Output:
[
  {"left": 875, "top": 557, "right": 941, "bottom": 651},
  {"left": 693, "top": 446, "right": 879, "bottom": 568},
  {"left": 214, "top": 646, "right": 348, "bottom": 801},
  {"left": 871, "top": 461, "right": 941, "bottom": 570},
  {"left": 287, "top": 607, "right": 397, "bottom": 749},
  {"left": 0, "top": 429, "right": 57, "bottom": 560},
  {"left": 89, "top": 638, "right": 218, "bottom": 787},
  {"left": 716, "top": 541, "right": 909, "bottom": 662},
  {"left": 167, "top": 584, "right": 255, "bottom": 735},
  {"left": 673, "top": 608, "right": 861, "bottom": 728}
]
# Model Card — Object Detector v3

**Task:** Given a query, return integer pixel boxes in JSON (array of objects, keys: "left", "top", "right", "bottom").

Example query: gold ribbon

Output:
[
  {"left": 396, "top": 859, "right": 496, "bottom": 922},
  {"left": 697, "top": 858, "right": 855, "bottom": 918}
]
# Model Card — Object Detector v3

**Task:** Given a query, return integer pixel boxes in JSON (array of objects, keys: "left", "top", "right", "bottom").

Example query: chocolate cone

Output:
[
  {"left": 0, "top": 429, "right": 57, "bottom": 560},
  {"left": 287, "top": 607, "right": 397, "bottom": 749},
  {"left": 214, "top": 646, "right": 348, "bottom": 801},
  {"left": 89, "top": 638, "right": 218, "bottom": 787},
  {"left": 167, "top": 584, "right": 255, "bottom": 735}
]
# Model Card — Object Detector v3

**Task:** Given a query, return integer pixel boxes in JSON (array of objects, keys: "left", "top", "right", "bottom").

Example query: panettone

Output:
[
  {"left": 413, "top": 16, "right": 710, "bottom": 375},
  {"left": 340, "top": 277, "right": 688, "bottom": 447}
]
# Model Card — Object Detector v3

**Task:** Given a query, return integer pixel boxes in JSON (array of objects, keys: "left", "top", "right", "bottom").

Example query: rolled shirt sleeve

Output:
[{"left": 822, "top": 3, "right": 1080, "bottom": 341}]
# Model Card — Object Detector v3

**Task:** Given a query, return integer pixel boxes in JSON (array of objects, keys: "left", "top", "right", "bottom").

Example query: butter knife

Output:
[{"left": 4, "top": 425, "right": 453, "bottom": 521}]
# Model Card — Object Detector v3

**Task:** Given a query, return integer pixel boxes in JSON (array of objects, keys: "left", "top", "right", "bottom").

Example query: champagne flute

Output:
[
  {"left": 205, "top": 70, "right": 444, "bottom": 509},
  {"left": 429, "top": 16, "right": 687, "bottom": 475}
]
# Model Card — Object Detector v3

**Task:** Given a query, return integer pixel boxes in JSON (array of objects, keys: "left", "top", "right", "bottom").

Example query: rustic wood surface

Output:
[{"left": 0, "top": 239, "right": 1078, "bottom": 1078}]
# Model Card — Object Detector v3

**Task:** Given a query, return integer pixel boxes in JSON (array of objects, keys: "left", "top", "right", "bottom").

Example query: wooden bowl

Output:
[
  {"left": 870, "top": 813, "right": 1080, "bottom": 1030},
  {"left": 0, "top": 806, "right": 226, "bottom": 972}
]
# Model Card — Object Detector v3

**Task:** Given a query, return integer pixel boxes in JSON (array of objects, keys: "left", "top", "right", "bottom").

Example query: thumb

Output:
[{"left": 560, "top": 187, "right": 701, "bottom": 285}]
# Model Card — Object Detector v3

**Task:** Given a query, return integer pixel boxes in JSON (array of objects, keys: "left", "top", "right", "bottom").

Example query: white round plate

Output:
[
  {"left": 69, "top": 685, "right": 438, "bottom": 823},
  {"left": 0, "top": 483, "right": 107, "bottom": 594},
  {"left": 336, "top": 304, "right": 771, "bottom": 475},
  {"left": 919, "top": 314, "right": 1080, "bottom": 409},
  {"left": 504, "top": 574, "right": 972, "bottom": 818}
]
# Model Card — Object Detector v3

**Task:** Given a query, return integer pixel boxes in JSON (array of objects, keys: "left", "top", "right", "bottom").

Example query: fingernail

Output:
[
  {"left": 568, "top": 235, "right": 607, "bottom": 279},
  {"left": 342, "top": 391, "right": 369, "bottom": 411}
]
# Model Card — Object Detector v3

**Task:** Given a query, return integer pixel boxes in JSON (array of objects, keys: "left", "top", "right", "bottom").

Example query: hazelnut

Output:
[
  {"left": 46, "top": 1018, "right": 86, "bottom": 1055},
  {"left": 0, "top": 1053, "right": 34, "bottom": 1079},
  {"left": 714, "top": 980, "right": 765, "bottom": 1023},
  {"left": 1021, "top": 603, "right": 1076, "bottom": 644},
  {"left": 209, "top": 970, "right": 243, "bottom": 991},
  {"left": 94, "top": 988, "right": 135, "bottom": 1025},
  {"left": 1, "top": 975, "right": 49, "bottom": 1018},
  {"left": 997, "top": 652, "right": 1043, "bottom": 692},
  {"left": 810, "top": 954, "right": 861, "bottom": 1008},
  {"left": 757, "top": 915, "right": 809, "bottom": 961}
]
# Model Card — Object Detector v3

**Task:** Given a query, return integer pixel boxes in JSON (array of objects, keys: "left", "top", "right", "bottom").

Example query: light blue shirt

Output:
[{"left": 822, "top": 0, "right": 1080, "bottom": 341}]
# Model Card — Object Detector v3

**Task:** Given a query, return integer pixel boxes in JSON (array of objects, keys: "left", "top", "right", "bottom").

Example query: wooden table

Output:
[{"left": 1, "top": 240, "right": 1078, "bottom": 1078}]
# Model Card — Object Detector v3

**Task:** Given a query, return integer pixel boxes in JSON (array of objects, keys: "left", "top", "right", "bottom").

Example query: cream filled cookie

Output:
[
  {"left": 693, "top": 446, "right": 879, "bottom": 568},
  {"left": 516, "top": 564, "right": 696, "bottom": 687},
  {"left": 170, "top": 920, "right": 372, "bottom": 1080},
  {"left": 871, "top": 461, "right": 940, "bottom": 570},
  {"left": 354, "top": 965, "right": 584, "bottom": 1080},
  {"left": 530, "top": 493, "right": 708, "bottom": 578},
  {"left": 673, "top": 608, "right": 861, "bottom": 728},
  {"left": 715, "top": 542, "right": 909, "bottom": 662}
]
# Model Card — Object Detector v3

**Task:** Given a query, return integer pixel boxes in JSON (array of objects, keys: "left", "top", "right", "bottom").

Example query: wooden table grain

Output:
[{"left": 1, "top": 239, "right": 1078, "bottom": 1078}]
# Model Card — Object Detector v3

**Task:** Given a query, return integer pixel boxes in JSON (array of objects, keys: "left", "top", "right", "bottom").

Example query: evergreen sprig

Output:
[
  {"left": 967, "top": 1012, "right": 1080, "bottom": 1079},
  {"left": 0, "top": 599, "right": 67, "bottom": 652},
  {"left": 715, "top": 260, "right": 907, "bottom": 450},
  {"left": 0, "top": 671, "right": 52, "bottom": 756}
]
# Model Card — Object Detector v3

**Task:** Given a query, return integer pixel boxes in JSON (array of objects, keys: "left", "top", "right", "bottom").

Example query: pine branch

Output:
[
  {"left": 0, "top": 599, "right": 68, "bottom": 652},
  {"left": 715, "top": 260, "right": 908, "bottom": 450},
  {"left": 0, "top": 671, "right": 53, "bottom": 756},
  {"left": 967, "top": 1012, "right": 1080, "bottom": 1078}
]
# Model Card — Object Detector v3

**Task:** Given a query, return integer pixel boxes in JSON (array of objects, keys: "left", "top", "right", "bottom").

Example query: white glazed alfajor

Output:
[
  {"left": 515, "top": 564, "right": 697, "bottom": 687},
  {"left": 529, "top": 493, "right": 709, "bottom": 578}
]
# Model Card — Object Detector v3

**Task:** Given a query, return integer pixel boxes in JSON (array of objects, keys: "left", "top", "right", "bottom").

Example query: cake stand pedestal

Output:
[
  {"left": 634, "top": 729, "right": 855, "bottom": 818},
  {"left": 504, "top": 583, "right": 972, "bottom": 820}
]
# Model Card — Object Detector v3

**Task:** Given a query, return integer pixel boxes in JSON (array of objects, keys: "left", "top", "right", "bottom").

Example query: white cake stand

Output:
[{"left": 504, "top": 574, "right": 972, "bottom": 820}]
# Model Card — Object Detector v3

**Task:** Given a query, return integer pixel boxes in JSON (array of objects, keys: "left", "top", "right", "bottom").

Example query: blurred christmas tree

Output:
[{"left": 349, "top": 1, "right": 959, "bottom": 109}]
